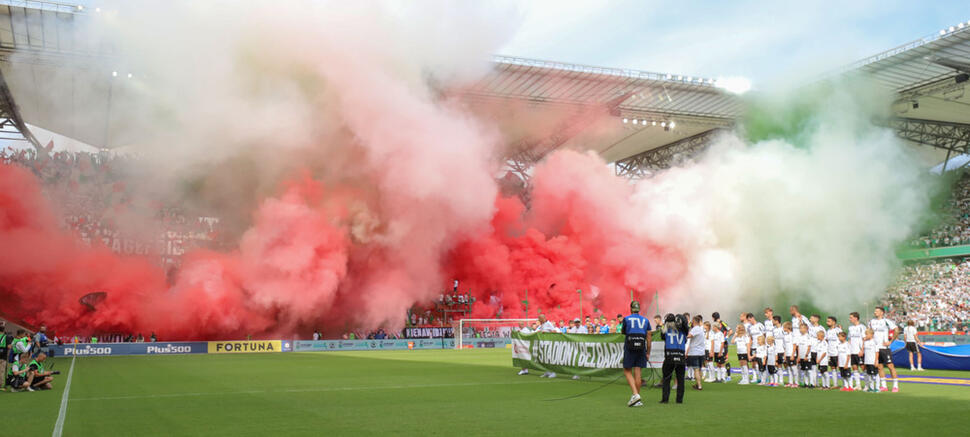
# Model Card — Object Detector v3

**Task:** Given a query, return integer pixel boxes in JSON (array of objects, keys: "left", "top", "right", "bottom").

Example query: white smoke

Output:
[{"left": 632, "top": 84, "right": 934, "bottom": 316}]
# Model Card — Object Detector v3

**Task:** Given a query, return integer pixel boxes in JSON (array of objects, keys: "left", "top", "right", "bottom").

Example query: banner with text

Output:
[
  {"left": 404, "top": 327, "right": 454, "bottom": 338},
  {"left": 293, "top": 338, "right": 510, "bottom": 352},
  {"left": 511, "top": 332, "right": 663, "bottom": 376},
  {"left": 207, "top": 340, "right": 284, "bottom": 354},
  {"left": 51, "top": 342, "right": 208, "bottom": 357}
]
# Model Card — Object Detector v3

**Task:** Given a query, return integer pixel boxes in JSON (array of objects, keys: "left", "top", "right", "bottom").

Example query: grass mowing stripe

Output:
[
  {"left": 68, "top": 379, "right": 564, "bottom": 402},
  {"left": 51, "top": 354, "right": 76, "bottom": 437}
]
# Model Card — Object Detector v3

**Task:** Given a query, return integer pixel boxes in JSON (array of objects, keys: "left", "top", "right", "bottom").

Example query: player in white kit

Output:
[
  {"left": 795, "top": 323, "right": 812, "bottom": 387},
  {"left": 862, "top": 328, "right": 880, "bottom": 392},
  {"left": 868, "top": 307, "right": 899, "bottom": 392},
  {"left": 813, "top": 330, "right": 828, "bottom": 388},
  {"left": 836, "top": 332, "right": 853, "bottom": 391},
  {"left": 824, "top": 316, "right": 843, "bottom": 388},
  {"left": 903, "top": 320, "right": 923, "bottom": 371},
  {"left": 746, "top": 313, "right": 765, "bottom": 384},
  {"left": 732, "top": 325, "right": 751, "bottom": 384},
  {"left": 847, "top": 312, "right": 866, "bottom": 390},
  {"left": 765, "top": 336, "right": 779, "bottom": 386},
  {"left": 782, "top": 322, "right": 796, "bottom": 387},
  {"left": 770, "top": 316, "right": 785, "bottom": 385},
  {"left": 710, "top": 324, "right": 727, "bottom": 382},
  {"left": 753, "top": 336, "right": 768, "bottom": 385},
  {"left": 703, "top": 322, "right": 714, "bottom": 382}
]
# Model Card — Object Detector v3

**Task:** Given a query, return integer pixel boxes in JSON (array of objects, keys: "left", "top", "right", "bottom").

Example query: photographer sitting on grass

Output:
[
  {"left": 25, "top": 351, "right": 57, "bottom": 391},
  {"left": 6, "top": 354, "right": 32, "bottom": 392}
]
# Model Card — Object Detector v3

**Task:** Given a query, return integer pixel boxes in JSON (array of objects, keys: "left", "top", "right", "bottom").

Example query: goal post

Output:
[{"left": 456, "top": 318, "right": 537, "bottom": 349}]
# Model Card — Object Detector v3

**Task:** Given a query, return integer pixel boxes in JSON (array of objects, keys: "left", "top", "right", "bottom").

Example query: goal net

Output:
[{"left": 456, "top": 318, "right": 537, "bottom": 349}]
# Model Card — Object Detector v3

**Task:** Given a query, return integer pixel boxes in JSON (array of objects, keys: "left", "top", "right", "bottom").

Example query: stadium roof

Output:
[
  {"left": 478, "top": 56, "right": 743, "bottom": 120},
  {"left": 460, "top": 56, "right": 743, "bottom": 163},
  {"left": 831, "top": 20, "right": 970, "bottom": 168}
]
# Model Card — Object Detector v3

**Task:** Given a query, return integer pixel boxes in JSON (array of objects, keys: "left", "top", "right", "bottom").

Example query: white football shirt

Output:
[
  {"left": 848, "top": 324, "right": 865, "bottom": 354},
  {"left": 687, "top": 326, "right": 706, "bottom": 356},
  {"left": 734, "top": 335, "right": 750, "bottom": 355},
  {"left": 868, "top": 318, "right": 897, "bottom": 349},
  {"left": 904, "top": 325, "right": 917, "bottom": 342},
  {"left": 837, "top": 342, "right": 850, "bottom": 367},
  {"left": 825, "top": 327, "right": 842, "bottom": 356},
  {"left": 783, "top": 332, "right": 794, "bottom": 356},
  {"left": 772, "top": 326, "right": 784, "bottom": 349},
  {"left": 863, "top": 339, "right": 878, "bottom": 365}
]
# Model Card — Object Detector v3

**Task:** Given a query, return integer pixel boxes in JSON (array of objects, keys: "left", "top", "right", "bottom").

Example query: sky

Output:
[
  {"left": 501, "top": 0, "right": 968, "bottom": 90},
  {"left": 57, "top": 0, "right": 968, "bottom": 90}
]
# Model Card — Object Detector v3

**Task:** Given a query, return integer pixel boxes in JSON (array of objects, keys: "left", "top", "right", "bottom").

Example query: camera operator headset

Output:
[{"left": 659, "top": 313, "right": 689, "bottom": 404}]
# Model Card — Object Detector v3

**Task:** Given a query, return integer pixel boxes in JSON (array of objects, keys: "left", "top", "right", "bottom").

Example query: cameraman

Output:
[
  {"left": 6, "top": 354, "right": 31, "bottom": 392},
  {"left": 622, "top": 301, "right": 650, "bottom": 407},
  {"left": 26, "top": 351, "right": 55, "bottom": 391},
  {"left": 33, "top": 325, "right": 49, "bottom": 357},
  {"left": 660, "top": 313, "right": 688, "bottom": 404}
]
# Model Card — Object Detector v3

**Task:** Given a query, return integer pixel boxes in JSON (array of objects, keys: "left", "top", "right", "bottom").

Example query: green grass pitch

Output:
[{"left": 8, "top": 348, "right": 970, "bottom": 436}]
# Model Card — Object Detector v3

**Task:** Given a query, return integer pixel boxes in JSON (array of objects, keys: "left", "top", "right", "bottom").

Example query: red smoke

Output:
[
  {"left": 0, "top": 150, "right": 685, "bottom": 340},
  {"left": 446, "top": 151, "right": 686, "bottom": 323}
]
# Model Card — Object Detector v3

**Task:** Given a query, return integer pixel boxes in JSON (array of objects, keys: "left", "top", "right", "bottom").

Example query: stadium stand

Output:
[
  {"left": 883, "top": 257, "right": 970, "bottom": 332},
  {"left": 910, "top": 171, "right": 970, "bottom": 248},
  {"left": 1, "top": 146, "right": 223, "bottom": 271}
]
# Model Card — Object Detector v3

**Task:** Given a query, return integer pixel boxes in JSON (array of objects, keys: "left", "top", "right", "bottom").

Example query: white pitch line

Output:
[
  {"left": 69, "top": 379, "right": 563, "bottom": 402},
  {"left": 52, "top": 354, "right": 77, "bottom": 437}
]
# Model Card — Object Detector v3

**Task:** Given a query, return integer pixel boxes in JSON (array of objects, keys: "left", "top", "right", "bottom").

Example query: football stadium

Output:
[{"left": 2, "top": 1, "right": 970, "bottom": 435}]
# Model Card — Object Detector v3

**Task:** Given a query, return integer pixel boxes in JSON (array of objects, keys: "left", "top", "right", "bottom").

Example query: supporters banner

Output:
[
  {"left": 404, "top": 327, "right": 454, "bottom": 338},
  {"left": 207, "top": 340, "right": 283, "bottom": 353},
  {"left": 511, "top": 332, "right": 663, "bottom": 375}
]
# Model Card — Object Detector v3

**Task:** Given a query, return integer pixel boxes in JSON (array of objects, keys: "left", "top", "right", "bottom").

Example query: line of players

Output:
[{"left": 690, "top": 306, "right": 913, "bottom": 393}]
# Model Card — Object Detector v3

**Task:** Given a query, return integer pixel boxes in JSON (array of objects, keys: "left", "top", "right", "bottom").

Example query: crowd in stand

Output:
[
  {"left": 2, "top": 146, "right": 222, "bottom": 269},
  {"left": 909, "top": 172, "right": 970, "bottom": 248},
  {"left": 882, "top": 258, "right": 970, "bottom": 332}
]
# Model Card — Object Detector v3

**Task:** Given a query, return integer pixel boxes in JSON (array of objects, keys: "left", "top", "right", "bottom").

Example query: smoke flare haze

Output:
[{"left": 0, "top": 1, "right": 933, "bottom": 339}]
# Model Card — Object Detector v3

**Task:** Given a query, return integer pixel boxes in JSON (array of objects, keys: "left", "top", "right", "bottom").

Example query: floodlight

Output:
[
  {"left": 669, "top": 121, "right": 676, "bottom": 129},
  {"left": 632, "top": 119, "right": 639, "bottom": 125},
  {"left": 622, "top": 118, "right": 628, "bottom": 123},
  {"left": 111, "top": 71, "right": 117, "bottom": 77}
]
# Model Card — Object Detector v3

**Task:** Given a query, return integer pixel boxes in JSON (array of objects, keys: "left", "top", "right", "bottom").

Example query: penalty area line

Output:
[{"left": 52, "top": 354, "right": 77, "bottom": 437}]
